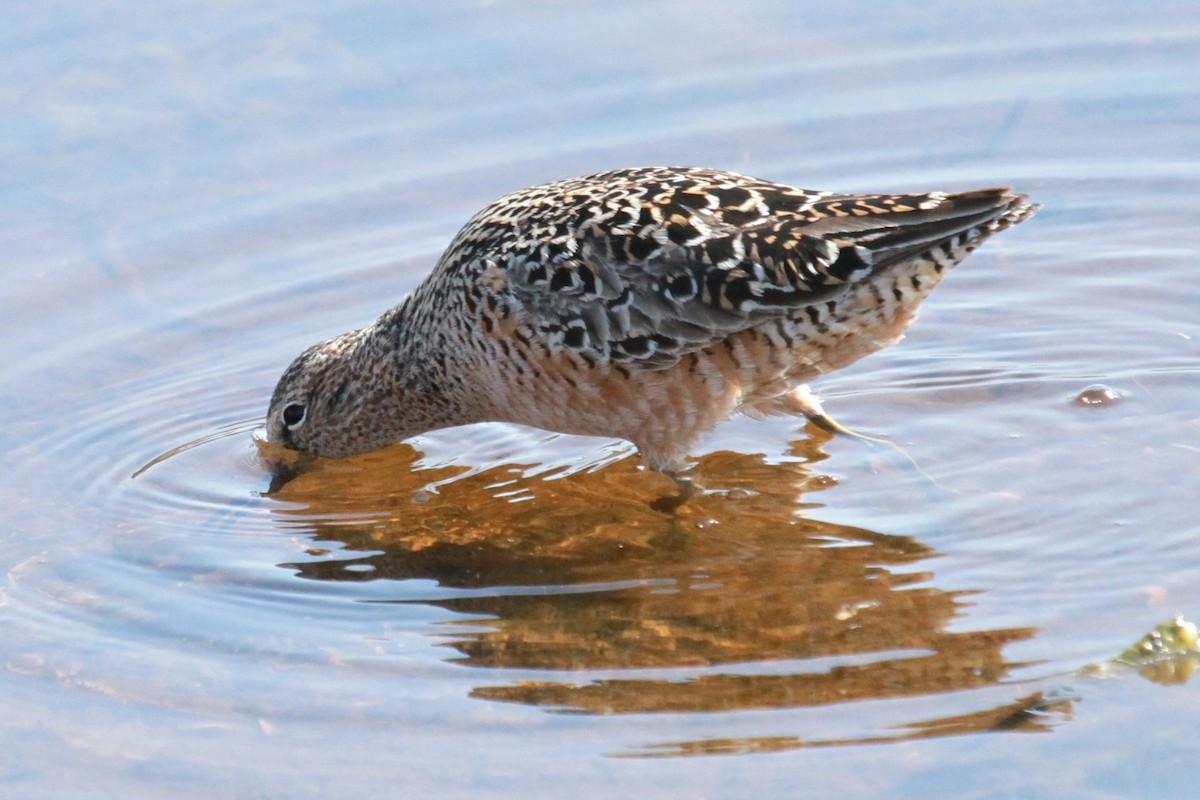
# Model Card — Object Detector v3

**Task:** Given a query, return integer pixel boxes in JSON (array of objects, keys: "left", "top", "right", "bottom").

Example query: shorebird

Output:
[{"left": 266, "top": 167, "right": 1036, "bottom": 474}]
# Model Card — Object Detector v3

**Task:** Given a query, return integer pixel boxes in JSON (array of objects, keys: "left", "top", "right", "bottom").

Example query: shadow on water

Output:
[{"left": 263, "top": 428, "right": 1054, "bottom": 752}]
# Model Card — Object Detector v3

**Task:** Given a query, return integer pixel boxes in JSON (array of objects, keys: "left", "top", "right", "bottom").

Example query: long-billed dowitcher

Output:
[{"left": 267, "top": 167, "right": 1036, "bottom": 473}]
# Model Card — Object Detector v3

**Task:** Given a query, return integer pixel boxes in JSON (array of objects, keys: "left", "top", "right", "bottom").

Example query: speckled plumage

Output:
[{"left": 267, "top": 167, "right": 1037, "bottom": 471}]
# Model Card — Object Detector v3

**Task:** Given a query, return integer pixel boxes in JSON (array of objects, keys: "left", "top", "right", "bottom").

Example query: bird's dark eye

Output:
[{"left": 282, "top": 403, "right": 307, "bottom": 429}]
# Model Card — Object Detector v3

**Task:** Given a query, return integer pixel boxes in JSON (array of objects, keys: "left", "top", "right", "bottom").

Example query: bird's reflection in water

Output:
[{"left": 269, "top": 428, "right": 1049, "bottom": 749}]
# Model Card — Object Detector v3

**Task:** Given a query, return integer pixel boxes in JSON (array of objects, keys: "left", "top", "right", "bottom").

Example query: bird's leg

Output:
[
  {"left": 785, "top": 385, "right": 953, "bottom": 492},
  {"left": 783, "top": 385, "right": 888, "bottom": 444},
  {"left": 650, "top": 468, "right": 703, "bottom": 514}
]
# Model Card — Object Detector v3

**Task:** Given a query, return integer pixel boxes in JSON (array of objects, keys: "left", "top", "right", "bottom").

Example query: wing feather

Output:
[{"left": 492, "top": 169, "right": 1030, "bottom": 369}]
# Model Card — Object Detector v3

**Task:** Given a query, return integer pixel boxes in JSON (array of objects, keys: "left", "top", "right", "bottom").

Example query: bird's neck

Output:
[{"left": 360, "top": 291, "right": 477, "bottom": 429}]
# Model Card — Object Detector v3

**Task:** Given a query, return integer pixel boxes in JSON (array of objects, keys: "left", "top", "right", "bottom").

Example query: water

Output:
[{"left": 4, "top": 1, "right": 1199, "bottom": 797}]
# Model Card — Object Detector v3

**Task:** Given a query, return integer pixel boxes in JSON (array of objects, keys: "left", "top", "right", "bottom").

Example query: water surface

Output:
[{"left": 3, "top": 2, "right": 1199, "bottom": 797}]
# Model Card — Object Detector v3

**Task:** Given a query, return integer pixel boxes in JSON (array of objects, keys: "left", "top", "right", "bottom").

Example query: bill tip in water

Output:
[{"left": 253, "top": 429, "right": 314, "bottom": 493}]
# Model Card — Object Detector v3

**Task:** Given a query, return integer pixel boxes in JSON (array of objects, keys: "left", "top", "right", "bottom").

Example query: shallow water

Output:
[{"left": 4, "top": 1, "right": 1200, "bottom": 797}]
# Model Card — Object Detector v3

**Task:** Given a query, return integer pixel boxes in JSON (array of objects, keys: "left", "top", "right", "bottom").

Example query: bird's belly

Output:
[{"left": 469, "top": 254, "right": 947, "bottom": 468}]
